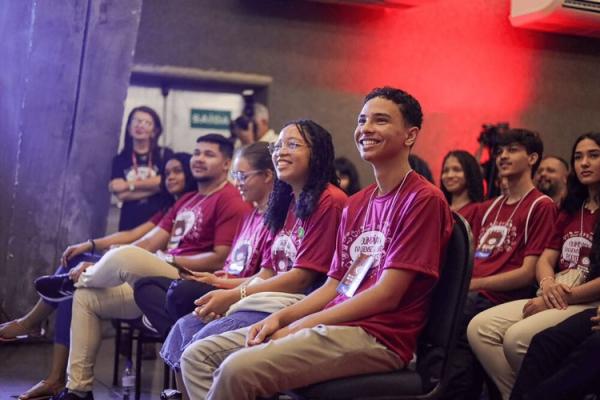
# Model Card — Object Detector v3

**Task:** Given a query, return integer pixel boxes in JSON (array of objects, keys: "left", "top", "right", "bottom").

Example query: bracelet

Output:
[
  {"left": 88, "top": 239, "right": 96, "bottom": 254},
  {"left": 240, "top": 284, "right": 248, "bottom": 300},
  {"left": 539, "top": 276, "right": 554, "bottom": 290}
]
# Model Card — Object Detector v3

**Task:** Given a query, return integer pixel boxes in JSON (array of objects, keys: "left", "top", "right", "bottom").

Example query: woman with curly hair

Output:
[
  {"left": 160, "top": 120, "right": 347, "bottom": 399},
  {"left": 467, "top": 132, "right": 600, "bottom": 399},
  {"left": 440, "top": 150, "right": 484, "bottom": 229}
]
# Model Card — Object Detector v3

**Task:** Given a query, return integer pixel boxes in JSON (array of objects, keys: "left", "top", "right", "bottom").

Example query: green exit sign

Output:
[{"left": 190, "top": 109, "right": 231, "bottom": 129}]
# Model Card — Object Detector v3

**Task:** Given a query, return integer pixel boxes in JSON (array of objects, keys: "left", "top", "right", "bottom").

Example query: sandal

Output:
[
  {"left": 0, "top": 320, "right": 45, "bottom": 342},
  {"left": 18, "top": 380, "right": 64, "bottom": 400}
]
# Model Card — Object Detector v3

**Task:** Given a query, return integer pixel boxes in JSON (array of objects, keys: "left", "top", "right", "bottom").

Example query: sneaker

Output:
[
  {"left": 160, "top": 389, "right": 182, "bottom": 399},
  {"left": 142, "top": 315, "right": 159, "bottom": 335},
  {"left": 35, "top": 273, "right": 76, "bottom": 302},
  {"left": 50, "top": 388, "right": 94, "bottom": 400}
]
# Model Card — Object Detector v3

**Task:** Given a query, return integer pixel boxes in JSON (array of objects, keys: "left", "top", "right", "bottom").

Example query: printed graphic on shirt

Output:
[
  {"left": 341, "top": 223, "right": 390, "bottom": 275},
  {"left": 125, "top": 165, "right": 157, "bottom": 181},
  {"left": 227, "top": 240, "right": 252, "bottom": 274},
  {"left": 560, "top": 234, "right": 592, "bottom": 275},
  {"left": 167, "top": 209, "right": 197, "bottom": 250},
  {"left": 475, "top": 221, "right": 517, "bottom": 259},
  {"left": 271, "top": 234, "right": 297, "bottom": 274}
]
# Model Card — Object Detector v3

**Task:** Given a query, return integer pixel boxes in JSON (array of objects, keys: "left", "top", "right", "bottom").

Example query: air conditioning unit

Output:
[
  {"left": 305, "top": 0, "right": 438, "bottom": 8},
  {"left": 510, "top": 0, "right": 600, "bottom": 38}
]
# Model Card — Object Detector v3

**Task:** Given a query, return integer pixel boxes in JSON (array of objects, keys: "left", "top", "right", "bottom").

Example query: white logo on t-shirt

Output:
[
  {"left": 271, "top": 234, "right": 297, "bottom": 274},
  {"left": 227, "top": 241, "right": 253, "bottom": 274},
  {"left": 126, "top": 165, "right": 156, "bottom": 181},
  {"left": 349, "top": 230, "right": 386, "bottom": 265},
  {"left": 168, "top": 210, "right": 196, "bottom": 249},
  {"left": 561, "top": 236, "right": 592, "bottom": 270}
]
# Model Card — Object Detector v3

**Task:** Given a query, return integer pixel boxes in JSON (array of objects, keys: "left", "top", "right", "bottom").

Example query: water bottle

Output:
[{"left": 122, "top": 359, "right": 135, "bottom": 399}]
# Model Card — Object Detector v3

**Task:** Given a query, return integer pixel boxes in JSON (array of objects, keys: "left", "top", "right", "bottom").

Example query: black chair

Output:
[
  {"left": 112, "top": 318, "right": 171, "bottom": 400},
  {"left": 289, "top": 212, "right": 474, "bottom": 400}
]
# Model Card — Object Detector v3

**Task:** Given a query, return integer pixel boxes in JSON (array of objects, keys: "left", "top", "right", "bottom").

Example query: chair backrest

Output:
[{"left": 415, "top": 212, "right": 474, "bottom": 395}]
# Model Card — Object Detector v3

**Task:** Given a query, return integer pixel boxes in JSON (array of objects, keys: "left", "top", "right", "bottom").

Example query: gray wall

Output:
[
  {"left": 135, "top": 0, "right": 600, "bottom": 183},
  {"left": 0, "top": 1, "right": 142, "bottom": 318}
]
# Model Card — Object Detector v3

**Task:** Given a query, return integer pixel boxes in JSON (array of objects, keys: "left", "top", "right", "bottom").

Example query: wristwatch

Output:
[{"left": 128, "top": 182, "right": 136, "bottom": 192}]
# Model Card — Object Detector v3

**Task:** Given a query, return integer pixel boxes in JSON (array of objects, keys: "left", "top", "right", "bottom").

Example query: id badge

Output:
[
  {"left": 475, "top": 224, "right": 508, "bottom": 259},
  {"left": 337, "top": 253, "right": 375, "bottom": 297}
]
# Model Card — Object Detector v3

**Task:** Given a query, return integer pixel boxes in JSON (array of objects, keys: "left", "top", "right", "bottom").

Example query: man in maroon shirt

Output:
[
  {"left": 442, "top": 129, "right": 557, "bottom": 400},
  {"left": 52, "top": 134, "right": 250, "bottom": 400},
  {"left": 178, "top": 87, "right": 454, "bottom": 400}
]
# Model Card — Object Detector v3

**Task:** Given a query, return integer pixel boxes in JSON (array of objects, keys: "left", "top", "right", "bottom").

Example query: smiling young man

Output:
[
  {"left": 442, "top": 129, "right": 557, "bottom": 400},
  {"left": 177, "top": 87, "right": 453, "bottom": 400},
  {"left": 51, "top": 134, "right": 250, "bottom": 400}
]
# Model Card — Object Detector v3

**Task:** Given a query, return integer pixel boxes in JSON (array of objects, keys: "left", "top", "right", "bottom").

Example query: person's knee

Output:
[
  {"left": 73, "top": 288, "right": 96, "bottom": 308},
  {"left": 166, "top": 280, "right": 196, "bottom": 318},
  {"left": 503, "top": 324, "right": 533, "bottom": 370},
  {"left": 467, "top": 311, "right": 499, "bottom": 348},
  {"left": 133, "top": 277, "right": 154, "bottom": 303},
  {"left": 215, "top": 351, "right": 252, "bottom": 384},
  {"left": 105, "top": 245, "right": 140, "bottom": 266}
]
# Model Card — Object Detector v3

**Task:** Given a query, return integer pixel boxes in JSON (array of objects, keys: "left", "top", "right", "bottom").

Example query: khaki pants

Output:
[
  {"left": 181, "top": 324, "right": 404, "bottom": 400},
  {"left": 467, "top": 299, "right": 600, "bottom": 399},
  {"left": 66, "top": 285, "right": 141, "bottom": 391},
  {"left": 77, "top": 245, "right": 179, "bottom": 288}
]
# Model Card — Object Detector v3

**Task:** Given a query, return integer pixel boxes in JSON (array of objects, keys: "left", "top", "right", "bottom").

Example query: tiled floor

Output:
[{"left": 0, "top": 331, "right": 166, "bottom": 400}]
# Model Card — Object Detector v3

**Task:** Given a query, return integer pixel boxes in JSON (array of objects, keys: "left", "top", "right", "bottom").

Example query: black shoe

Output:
[
  {"left": 161, "top": 389, "right": 182, "bottom": 399},
  {"left": 35, "top": 273, "right": 76, "bottom": 302},
  {"left": 50, "top": 388, "right": 94, "bottom": 400}
]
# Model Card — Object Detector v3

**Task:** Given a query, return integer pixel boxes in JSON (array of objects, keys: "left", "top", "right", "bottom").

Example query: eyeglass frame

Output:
[
  {"left": 230, "top": 170, "right": 263, "bottom": 184},
  {"left": 268, "top": 140, "right": 309, "bottom": 155}
]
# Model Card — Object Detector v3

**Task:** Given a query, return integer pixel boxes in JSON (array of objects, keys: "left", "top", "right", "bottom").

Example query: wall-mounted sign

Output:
[{"left": 190, "top": 109, "right": 231, "bottom": 129}]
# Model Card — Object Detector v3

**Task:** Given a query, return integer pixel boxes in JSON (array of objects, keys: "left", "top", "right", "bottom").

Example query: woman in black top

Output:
[{"left": 110, "top": 106, "right": 173, "bottom": 230}]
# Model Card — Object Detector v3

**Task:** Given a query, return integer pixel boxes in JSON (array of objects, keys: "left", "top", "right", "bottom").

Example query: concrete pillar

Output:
[{"left": 0, "top": 0, "right": 142, "bottom": 318}]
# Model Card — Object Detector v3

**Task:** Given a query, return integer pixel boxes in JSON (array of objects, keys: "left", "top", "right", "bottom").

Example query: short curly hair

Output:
[{"left": 364, "top": 87, "right": 423, "bottom": 129}]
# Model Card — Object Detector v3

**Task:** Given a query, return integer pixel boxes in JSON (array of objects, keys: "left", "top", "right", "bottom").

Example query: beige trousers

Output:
[
  {"left": 467, "top": 298, "right": 600, "bottom": 399},
  {"left": 66, "top": 285, "right": 140, "bottom": 391},
  {"left": 77, "top": 245, "right": 179, "bottom": 288},
  {"left": 181, "top": 324, "right": 404, "bottom": 400}
]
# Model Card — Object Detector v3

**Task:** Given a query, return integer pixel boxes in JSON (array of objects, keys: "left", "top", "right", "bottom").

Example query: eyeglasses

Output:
[
  {"left": 268, "top": 140, "right": 308, "bottom": 155},
  {"left": 230, "top": 170, "right": 262, "bottom": 184}
]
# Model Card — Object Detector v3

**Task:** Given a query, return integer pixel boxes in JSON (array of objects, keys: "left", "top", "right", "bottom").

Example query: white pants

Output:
[
  {"left": 467, "top": 299, "right": 600, "bottom": 399},
  {"left": 181, "top": 325, "right": 404, "bottom": 400},
  {"left": 77, "top": 245, "right": 179, "bottom": 288}
]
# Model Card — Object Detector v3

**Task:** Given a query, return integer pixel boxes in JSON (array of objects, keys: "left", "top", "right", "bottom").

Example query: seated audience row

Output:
[{"left": 1, "top": 87, "right": 599, "bottom": 400}]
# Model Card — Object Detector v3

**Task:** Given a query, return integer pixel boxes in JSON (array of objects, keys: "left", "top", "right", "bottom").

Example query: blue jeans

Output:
[{"left": 160, "top": 311, "right": 269, "bottom": 370}]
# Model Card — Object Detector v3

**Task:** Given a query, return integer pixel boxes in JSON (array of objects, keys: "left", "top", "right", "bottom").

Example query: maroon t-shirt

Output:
[
  {"left": 547, "top": 208, "right": 599, "bottom": 277},
  {"left": 222, "top": 209, "right": 272, "bottom": 278},
  {"left": 264, "top": 184, "right": 347, "bottom": 275},
  {"left": 326, "top": 172, "right": 454, "bottom": 364},
  {"left": 148, "top": 209, "right": 166, "bottom": 226},
  {"left": 473, "top": 189, "right": 557, "bottom": 304},
  {"left": 158, "top": 183, "right": 251, "bottom": 256},
  {"left": 457, "top": 202, "right": 481, "bottom": 239}
]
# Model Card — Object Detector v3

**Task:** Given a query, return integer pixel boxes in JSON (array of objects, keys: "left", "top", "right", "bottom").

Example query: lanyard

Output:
[
  {"left": 131, "top": 151, "right": 153, "bottom": 178},
  {"left": 361, "top": 170, "right": 412, "bottom": 236},
  {"left": 491, "top": 187, "right": 534, "bottom": 227}
]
